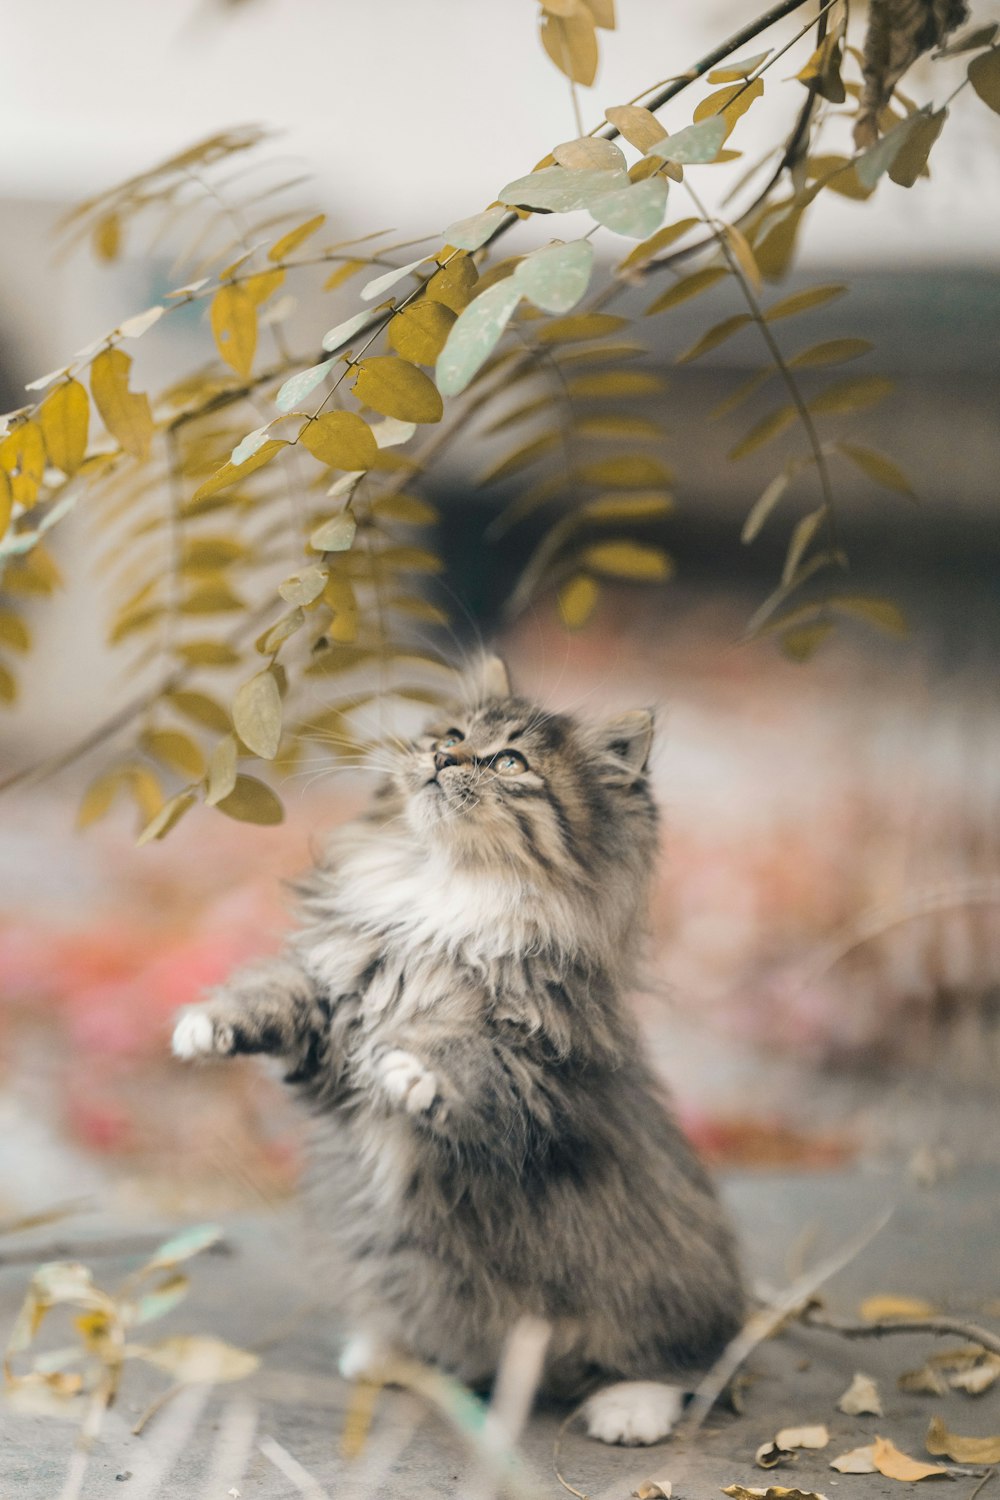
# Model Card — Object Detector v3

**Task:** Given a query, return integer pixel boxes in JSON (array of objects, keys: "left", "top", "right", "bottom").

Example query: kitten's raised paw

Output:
[
  {"left": 581, "top": 1382, "right": 685, "bottom": 1446},
  {"left": 377, "top": 1049, "right": 444, "bottom": 1117},
  {"left": 172, "top": 1006, "right": 235, "bottom": 1060}
]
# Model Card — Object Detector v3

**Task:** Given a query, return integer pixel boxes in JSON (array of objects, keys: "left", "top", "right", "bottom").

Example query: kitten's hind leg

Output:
[
  {"left": 581, "top": 1381, "right": 686, "bottom": 1446},
  {"left": 172, "top": 957, "right": 327, "bottom": 1080}
]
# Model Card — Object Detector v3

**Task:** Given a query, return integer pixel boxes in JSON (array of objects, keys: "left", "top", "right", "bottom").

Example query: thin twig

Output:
[
  {"left": 553, "top": 1405, "right": 590, "bottom": 1500},
  {"left": 803, "top": 1308, "right": 1000, "bottom": 1360}
]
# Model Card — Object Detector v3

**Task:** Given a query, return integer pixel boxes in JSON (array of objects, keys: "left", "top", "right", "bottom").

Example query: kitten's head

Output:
[{"left": 394, "top": 656, "right": 658, "bottom": 895}]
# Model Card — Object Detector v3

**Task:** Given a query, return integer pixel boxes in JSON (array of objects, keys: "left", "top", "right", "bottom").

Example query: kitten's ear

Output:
[
  {"left": 474, "top": 653, "right": 512, "bottom": 701},
  {"left": 592, "top": 709, "right": 654, "bottom": 783}
]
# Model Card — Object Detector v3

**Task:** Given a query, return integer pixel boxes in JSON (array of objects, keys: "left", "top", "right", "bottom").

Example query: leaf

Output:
[
  {"left": 360, "top": 256, "right": 432, "bottom": 302},
  {"left": 646, "top": 267, "right": 728, "bottom": 315},
  {"left": 499, "top": 166, "right": 626, "bottom": 213},
  {"left": 0, "top": 422, "right": 46, "bottom": 507},
  {"left": 192, "top": 439, "right": 285, "bottom": 502},
  {"left": 388, "top": 301, "right": 457, "bottom": 364},
  {"left": 0, "top": 661, "right": 16, "bottom": 703},
  {"left": 137, "top": 790, "right": 197, "bottom": 845},
  {"left": 354, "top": 357, "right": 443, "bottom": 424},
  {"left": 38, "top": 381, "right": 89, "bottom": 475},
  {"left": 0, "top": 609, "right": 29, "bottom": 651},
  {"left": 722, "top": 1487, "right": 829, "bottom": 1500},
  {"left": 831, "top": 596, "right": 908, "bottom": 637},
  {"left": 577, "top": 455, "right": 673, "bottom": 488},
  {"left": 232, "top": 669, "right": 282, "bottom": 759},
  {"left": 280, "top": 565, "right": 327, "bottom": 605},
  {"left": 118, "top": 304, "right": 165, "bottom": 339},
  {"left": 140, "top": 1223, "right": 224, "bottom": 1272},
  {"left": 577, "top": 413, "right": 660, "bottom": 440},
  {"left": 948, "top": 1361, "right": 1000, "bottom": 1395},
  {"left": 753, "top": 204, "right": 806, "bottom": 279},
  {"left": 755, "top": 1441, "right": 796, "bottom": 1469},
  {"left": 323, "top": 257, "right": 367, "bottom": 292},
  {"left": 927, "top": 1417, "right": 1000, "bottom": 1465},
  {"left": 782, "top": 508, "right": 825, "bottom": 584},
  {"left": 870, "top": 1436, "right": 948, "bottom": 1482},
  {"left": 320, "top": 309, "right": 378, "bottom": 354},
  {"left": 709, "top": 50, "right": 769, "bottom": 82},
  {"left": 889, "top": 109, "right": 947, "bottom": 187},
  {"left": 798, "top": 29, "right": 845, "bottom": 102},
  {"left": 215, "top": 774, "right": 284, "bottom": 825},
  {"left": 581, "top": 540, "right": 672, "bottom": 580},
  {"left": 167, "top": 690, "right": 232, "bottom": 734},
  {"left": 765, "top": 284, "right": 847, "bottom": 321},
  {"left": 275, "top": 359, "right": 334, "bottom": 413},
  {"left": 139, "top": 729, "right": 206, "bottom": 781},
  {"left": 837, "top": 442, "right": 914, "bottom": 497},
  {"left": 722, "top": 223, "right": 761, "bottom": 292},
  {"left": 206, "top": 736, "right": 238, "bottom": 806},
  {"left": 809, "top": 376, "right": 893, "bottom": 415},
  {"left": 256, "top": 608, "right": 304, "bottom": 655},
  {"left": 568, "top": 370, "right": 666, "bottom": 397},
  {"left": 554, "top": 137, "right": 627, "bottom": 172},
  {"left": 182, "top": 581, "right": 244, "bottom": 615},
  {"left": 936, "top": 22, "right": 998, "bottom": 56},
  {"left": 267, "top": 213, "right": 326, "bottom": 261},
  {"left": 585, "top": 491, "right": 674, "bottom": 521},
  {"left": 837, "top": 1372, "right": 882, "bottom": 1416},
  {"left": 968, "top": 46, "right": 1000, "bottom": 112},
  {"left": 135, "top": 1334, "right": 259, "bottom": 1383},
  {"left": 677, "top": 314, "right": 752, "bottom": 363},
  {"left": 540, "top": 8, "right": 598, "bottom": 84},
  {"left": 132, "top": 1273, "right": 190, "bottom": 1325},
  {"left": 300, "top": 411, "right": 377, "bottom": 469},
  {"left": 90, "top": 349, "right": 152, "bottom": 460},
  {"left": 728, "top": 406, "right": 796, "bottom": 461},
  {"left": 829, "top": 1445, "right": 877, "bottom": 1474},
  {"left": 789, "top": 339, "right": 873, "bottom": 369},
  {"left": 242, "top": 269, "right": 285, "bottom": 307},
  {"left": 514, "top": 240, "right": 594, "bottom": 314},
  {"left": 310, "top": 512, "right": 357, "bottom": 552},
  {"left": 632, "top": 1480, "right": 671, "bottom": 1500},
  {"left": 694, "top": 79, "right": 765, "bottom": 140},
  {"left": 372, "top": 415, "right": 418, "bottom": 448},
  {"left": 536, "top": 312, "right": 629, "bottom": 343},
  {"left": 618, "top": 217, "right": 699, "bottom": 270},
  {"left": 441, "top": 206, "right": 508, "bottom": 253},
  {"left": 436, "top": 280, "right": 522, "bottom": 396},
  {"left": 742, "top": 472, "right": 793, "bottom": 543},
  {"left": 648, "top": 117, "right": 727, "bottom": 164},
  {"left": 210, "top": 284, "right": 257, "bottom": 380},
  {"left": 558, "top": 574, "right": 599, "bottom": 628},
  {"left": 775, "top": 1426, "right": 829, "bottom": 1451},
  {"left": 480, "top": 433, "right": 561, "bottom": 487},
  {"left": 372, "top": 492, "right": 438, "bottom": 523},
  {"left": 898, "top": 1365, "right": 949, "bottom": 1396},
  {"left": 426, "top": 256, "right": 478, "bottom": 312},
  {"left": 589, "top": 177, "right": 669, "bottom": 238},
  {"left": 605, "top": 104, "right": 667, "bottom": 152}
]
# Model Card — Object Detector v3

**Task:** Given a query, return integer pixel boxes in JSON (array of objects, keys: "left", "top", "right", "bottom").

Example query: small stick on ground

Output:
[
  {"left": 553, "top": 1405, "right": 590, "bottom": 1500},
  {"left": 803, "top": 1309, "right": 1000, "bottom": 1360}
]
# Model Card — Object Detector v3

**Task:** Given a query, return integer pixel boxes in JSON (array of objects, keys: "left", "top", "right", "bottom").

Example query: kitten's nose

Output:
[{"left": 434, "top": 749, "right": 460, "bottom": 772}]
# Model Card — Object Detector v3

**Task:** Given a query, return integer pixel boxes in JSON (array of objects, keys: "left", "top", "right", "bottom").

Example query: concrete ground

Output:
[{"left": 3, "top": 1165, "right": 1000, "bottom": 1499}]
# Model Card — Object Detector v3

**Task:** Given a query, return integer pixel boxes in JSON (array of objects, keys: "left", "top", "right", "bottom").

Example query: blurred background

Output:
[{"left": 1, "top": 0, "right": 999, "bottom": 1222}]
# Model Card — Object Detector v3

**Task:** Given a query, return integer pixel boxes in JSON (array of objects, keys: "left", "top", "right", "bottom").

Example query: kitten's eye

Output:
[
  {"left": 495, "top": 750, "right": 527, "bottom": 775},
  {"left": 435, "top": 730, "right": 464, "bottom": 751}
]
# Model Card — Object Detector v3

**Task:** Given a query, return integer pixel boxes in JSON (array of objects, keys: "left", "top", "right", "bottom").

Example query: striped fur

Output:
[{"left": 173, "top": 658, "right": 744, "bottom": 1402}]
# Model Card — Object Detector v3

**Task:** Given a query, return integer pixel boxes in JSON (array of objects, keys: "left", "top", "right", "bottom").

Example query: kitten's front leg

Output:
[{"left": 172, "top": 957, "right": 329, "bottom": 1081}]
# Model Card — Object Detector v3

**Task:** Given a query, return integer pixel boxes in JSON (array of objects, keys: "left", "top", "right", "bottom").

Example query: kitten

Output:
[{"left": 172, "top": 657, "right": 744, "bottom": 1445}]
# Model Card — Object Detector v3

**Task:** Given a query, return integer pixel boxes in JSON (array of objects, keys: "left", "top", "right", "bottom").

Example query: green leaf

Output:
[
  {"left": 498, "top": 166, "right": 627, "bottom": 213},
  {"left": 888, "top": 109, "right": 947, "bottom": 188},
  {"left": 788, "top": 338, "right": 873, "bottom": 368},
  {"left": 436, "top": 280, "right": 522, "bottom": 396},
  {"left": 553, "top": 137, "right": 627, "bottom": 171},
  {"left": 809, "top": 376, "right": 893, "bottom": 415},
  {"left": 782, "top": 507, "right": 825, "bottom": 584},
  {"left": 215, "top": 775, "right": 284, "bottom": 825},
  {"left": 354, "top": 356, "right": 443, "bottom": 423},
  {"left": 442, "top": 206, "right": 508, "bottom": 251},
  {"left": 321, "top": 309, "right": 377, "bottom": 353},
  {"left": 968, "top": 46, "right": 1000, "bottom": 113},
  {"left": 360, "top": 256, "right": 432, "bottom": 302},
  {"left": 279, "top": 565, "right": 328, "bottom": 605},
  {"left": 299, "top": 411, "right": 377, "bottom": 470},
  {"left": 742, "top": 470, "right": 791, "bottom": 542},
  {"left": 764, "top": 284, "right": 847, "bottom": 322},
  {"left": 648, "top": 117, "right": 727, "bottom": 164},
  {"left": 589, "top": 177, "right": 669, "bottom": 238},
  {"left": 646, "top": 267, "right": 728, "bottom": 315},
  {"left": 581, "top": 540, "right": 673, "bottom": 579},
  {"left": 835, "top": 442, "right": 914, "bottom": 497},
  {"left": 514, "top": 240, "right": 594, "bottom": 314},
  {"left": 558, "top": 574, "right": 599, "bottom": 628},
  {"left": 676, "top": 313, "right": 752, "bottom": 363},
  {"left": 275, "top": 359, "right": 334, "bottom": 413},
  {"left": 230, "top": 424, "right": 273, "bottom": 465},
  {"left": 232, "top": 669, "right": 282, "bottom": 759},
  {"left": 310, "top": 511, "right": 357, "bottom": 552},
  {"left": 856, "top": 114, "right": 925, "bottom": 189},
  {"left": 728, "top": 405, "right": 796, "bottom": 460},
  {"left": 708, "top": 50, "right": 770, "bottom": 82}
]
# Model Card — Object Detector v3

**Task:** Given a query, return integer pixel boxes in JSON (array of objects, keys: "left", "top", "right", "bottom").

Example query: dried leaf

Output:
[
  {"left": 927, "top": 1416, "right": 1000, "bottom": 1463},
  {"left": 267, "top": 213, "right": 325, "bottom": 262},
  {"left": 134, "top": 1334, "right": 259, "bottom": 1383},
  {"left": 215, "top": 774, "right": 284, "bottom": 826},
  {"left": 756, "top": 1441, "right": 797, "bottom": 1469},
  {"left": 729, "top": 406, "right": 796, "bottom": 461},
  {"left": 300, "top": 412, "right": 377, "bottom": 470},
  {"left": 137, "top": 790, "right": 197, "bottom": 845},
  {"left": 0, "top": 422, "right": 46, "bottom": 507},
  {"left": 694, "top": 79, "right": 765, "bottom": 141},
  {"left": 581, "top": 540, "right": 672, "bottom": 580},
  {"left": 889, "top": 108, "right": 947, "bottom": 186},
  {"left": 540, "top": 8, "right": 598, "bottom": 85},
  {"left": 206, "top": 736, "right": 239, "bottom": 807},
  {"left": 949, "top": 1360, "right": 1000, "bottom": 1395},
  {"left": 871, "top": 1435, "right": 948, "bottom": 1481},
  {"left": 809, "top": 376, "right": 893, "bottom": 416},
  {"left": 210, "top": 284, "right": 257, "bottom": 380},
  {"left": 859, "top": 1294, "right": 935, "bottom": 1321},
  {"left": 789, "top": 339, "right": 873, "bottom": 369},
  {"left": 38, "top": 380, "right": 89, "bottom": 475},
  {"left": 232, "top": 669, "right": 282, "bottom": 759},
  {"left": 837, "top": 1372, "right": 882, "bottom": 1415},
  {"left": 968, "top": 45, "right": 1000, "bottom": 112},
  {"left": 722, "top": 1488, "right": 829, "bottom": 1500},
  {"left": 354, "top": 356, "right": 443, "bottom": 424},
  {"left": 775, "top": 1425, "right": 829, "bottom": 1450},
  {"left": 646, "top": 267, "right": 728, "bottom": 315},
  {"left": 677, "top": 313, "right": 752, "bottom": 363},
  {"left": 898, "top": 1364, "right": 948, "bottom": 1395},
  {"left": 536, "top": 312, "right": 629, "bottom": 343},
  {"left": 829, "top": 1445, "right": 877, "bottom": 1474},
  {"left": 167, "top": 690, "right": 232, "bottom": 734},
  {"left": 558, "top": 574, "right": 599, "bottom": 628},
  {"left": 633, "top": 1480, "right": 671, "bottom": 1499},
  {"left": 139, "top": 729, "right": 206, "bottom": 781},
  {"left": 554, "top": 137, "right": 627, "bottom": 171},
  {"left": 606, "top": 104, "right": 667, "bottom": 152},
  {"left": 279, "top": 565, "right": 327, "bottom": 605}
]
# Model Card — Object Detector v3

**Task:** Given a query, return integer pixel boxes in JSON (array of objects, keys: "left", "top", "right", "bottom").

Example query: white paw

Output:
[
  {"left": 172, "top": 1007, "right": 229, "bottom": 1060},
  {"left": 338, "top": 1331, "right": 397, "bottom": 1381},
  {"left": 378, "top": 1049, "right": 442, "bottom": 1116},
  {"left": 581, "top": 1382, "right": 685, "bottom": 1447}
]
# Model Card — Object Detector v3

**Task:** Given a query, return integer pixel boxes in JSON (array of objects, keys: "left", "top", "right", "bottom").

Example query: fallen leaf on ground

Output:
[
  {"left": 774, "top": 1425, "right": 829, "bottom": 1450},
  {"left": 872, "top": 1435, "right": 949, "bottom": 1481},
  {"left": 859, "top": 1294, "right": 936, "bottom": 1321},
  {"left": 830, "top": 1444, "right": 877, "bottom": 1474},
  {"left": 756, "top": 1440, "right": 796, "bottom": 1469},
  {"left": 929, "top": 1346, "right": 990, "bottom": 1371},
  {"left": 837, "top": 1372, "right": 882, "bottom": 1415},
  {"left": 723, "top": 1487, "right": 828, "bottom": 1500},
  {"left": 899, "top": 1364, "right": 948, "bottom": 1395},
  {"left": 949, "top": 1359, "right": 1000, "bottom": 1395},
  {"left": 634, "top": 1480, "right": 671, "bottom": 1499},
  {"left": 926, "top": 1416, "right": 1000, "bottom": 1464}
]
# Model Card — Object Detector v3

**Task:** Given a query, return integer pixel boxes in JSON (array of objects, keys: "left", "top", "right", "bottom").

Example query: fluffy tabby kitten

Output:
[{"left": 172, "top": 658, "right": 744, "bottom": 1445}]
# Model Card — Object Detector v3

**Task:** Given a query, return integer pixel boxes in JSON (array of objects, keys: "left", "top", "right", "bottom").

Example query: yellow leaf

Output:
[
  {"left": 139, "top": 729, "right": 206, "bottom": 780},
  {"left": 0, "top": 660, "right": 17, "bottom": 704},
  {"left": 809, "top": 376, "right": 893, "bottom": 416},
  {"left": 605, "top": 104, "right": 667, "bottom": 152},
  {"left": 137, "top": 790, "right": 198, "bottom": 846},
  {"left": 93, "top": 211, "right": 121, "bottom": 262},
  {"left": 210, "top": 284, "right": 257, "bottom": 380},
  {"left": 782, "top": 507, "right": 825, "bottom": 584},
  {"left": 90, "top": 348, "right": 153, "bottom": 460},
  {"left": 871, "top": 1436, "right": 948, "bottom": 1482},
  {"left": 135, "top": 1334, "right": 259, "bottom": 1383},
  {"left": 584, "top": 490, "right": 673, "bottom": 520},
  {"left": 722, "top": 223, "right": 761, "bottom": 292},
  {"left": 242, "top": 268, "right": 286, "bottom": 307},
  {"left": 388, "top": 301, "right": 457, "bottom": 365},
  {"left": 76, "top": 767, "right": 132, "bottom": 829},
  {"left": 618, "top": 218, "right": 700, "bottom": 271},
  {"left": 310, "top": 512, "right": 357, "bottom": 552},
  {"left": 182, "top": 581, "right": 245, "bottom": 614},
  {"left": 0, "top": 422, "right": 46, "bottom": 507},
  {"left": 167, "top": 690, "right": 232, "bottom": 734},
  {"left": 540, "top": 9, "right": 598, "bottom": 85},
  {"left": 742, "top": 471, "right": 791, "bottom": 542},
  {"left": 968, "top": 46, "right": 1000, "bottom": 113},
  {"left": 535, "top": 313, "right": 629, "bottom": 344},
  {"left": 646, "top": 267, "right": 728, "bottom": 315},
  {"left": 577, "top": 413, "right": 660, "bottom": 440},
  {"left": 232, "top": 668, "right": 282, "bottom": 759},
  {"left": 581, "top": 540, "right": 672, "bottom": 580},
  {"left": 568, "top": 370, "right": 667, "bottom": 397},
  {"left": 728, "top": 406, "right": 795, "bottom": 460},
  {"left": 831, "top": 598, "right": 907, "bottom": 637},
  {"left": 192, "top": 439, "right": 286, "bottom": 502},
  {"left": 708, "top": 49, "right": 769, "bottom": 82},
  {"left": 353, "top": 357, "right": 443, "bottom": 424},
  {"left": 836, "top": 444, "right": 914, "bottom": 496},
  {"left": 578, "top": 455, "right": 673, "bottom": 488},
  {"left": 765, "top": 284, "right": 847, "bottom": 322},
  {"left": 558, "top": 574, "right": 599, "bottom": 628},
  {"left": 205, "top": 736, "right": 238, "bottom": 806},
  {"left": 299, "top": 411, "right": 377, "bottom": 470},
  {"left": 38, "top": 381, "right": 89, "bottom": 475},
  {"left": 797, "top": 30, "right": 845, "bottom": 102},
  {"left": 693, "top": 78, "right": 764, "bottom": 139},
  {"left": 426, "top": 257, "right": 478, "bottom": 312},
  {"left": 889, "top": 109, "right": 947, "bottom": 187},
  {"left": 268, "top": 213, "right": 326, "bottom": 262},
  {"left": 323, "top": 257, "right": 367, "bottom": 292},
  {"left": 3, "top": 543, "right": 62, "bottom": 595},
  {"left": 926, "top": 1417, "right": 1000, "bottom": 1464},
  {"left": 0, "top": 609, "right": 30, "bottom": 651},
  {"left": 581, "top": 0, "right": 615, "bottom": 27},
  {"left": 215, "top": 774, "right": 284, "bottom": 825},
  {"left": 481, "top": 433, "right": 560, "bottom": 486},
  {"left": 752, "top": 205, "right": 805, "bottom": 280},
  {"left": 371, "top": 492, "right": 438, "bottom": 523},
  {"left": 676, "top": 314, "right": 752, "bottom": 363},
  {"left": 0, "top": 470, "right": 11, "bottom": 535},
  {"left": 176, "top": 640, "right": 240, "bottom": 668},
  {"left": 781, "top": 621, "right": 834, "bottom": 662},
  {"left": 788, "top": 339, "right": 873, "bottom": 368}
]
